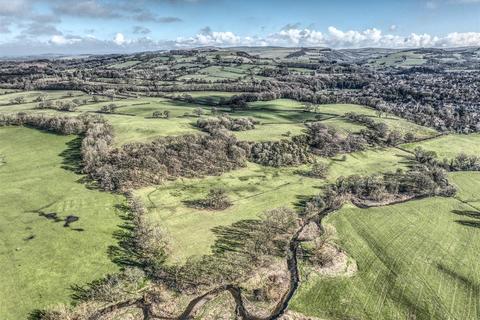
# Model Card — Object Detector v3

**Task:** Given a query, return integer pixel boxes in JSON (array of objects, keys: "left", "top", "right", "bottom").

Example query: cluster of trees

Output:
[
  {"left": 335, "top": 165, "right": 455, "bottom": 203},
  {"left": 36, "top": 99, "right": 86, "bottom": 112},
  {"left": 248, "top": 120, "right": 390, "bottom": 168},
  {"left": 309, "top": 161, "right": 329, "bottom": 179},
  {"left": 414, "top": 147, "right": 480, "bottom": 171},
  {"left": 249, "top": 136, "right": 313, "bottom": 167},
  {"left": 189, "top": 188, "right": 233, "bottom": 210},
  {"left": 0, "top": 113, "right": 87, "bottom": 134},
  {"left": 196, "top": 115, "right": 258, "bottom": 133},
  {"left": 89, "top": 131, "right": 250, "bottom": 191},
  {"left": 99, "top": 103, "right": 118, "bottom": 113},
  {"left": 304, "top": 164, "right": 455, "bottom": 218},
  {"left": 305, "top": 122, "right": 367, "bottom": 156},
  {"left": 448, "top": 153, "right": 480, "bottom": 171},
  {"left": 152, "top": 110, "right": 170, "bottom": 118},
  {"left": 344, "top": 112, "right": 405, "bottom": 146},
  {"left": 125, "top": 193, "right": 170, "bottom": 267},
  {"left": 9, "top": 96, "right": 25, "bottom": 104}
]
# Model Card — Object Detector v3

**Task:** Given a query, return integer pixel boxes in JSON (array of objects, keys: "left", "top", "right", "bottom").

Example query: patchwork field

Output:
[
  {"left": 0, "top": 92, "right": 439, "bottom": 146},
  {"left": 369, "top": 51, "right": 427, "bottom": 67},
  {"left": 0, "top": 127, "right": 123, "bottom": 319},
  {"left": 0, "top": 88, "right": 474, "bottom": 319}
]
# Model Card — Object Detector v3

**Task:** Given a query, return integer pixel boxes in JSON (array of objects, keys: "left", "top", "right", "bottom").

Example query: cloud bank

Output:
[
  {"left": 174, "top": 26, "right": 480, "bottom": 49},
  {"left": 1, "top": 26, "right": 479, "bottom": 56}
]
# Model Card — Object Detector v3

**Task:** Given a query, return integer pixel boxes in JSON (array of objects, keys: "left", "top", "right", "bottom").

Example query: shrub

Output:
[
  {"left": 193, "top": 188, "right": 232, "bottom": 210},
  {"left": 310, "top": 162, "right": 328, "bottom": 178}
]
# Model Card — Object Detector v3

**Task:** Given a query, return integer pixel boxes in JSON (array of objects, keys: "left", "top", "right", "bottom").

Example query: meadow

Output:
[
  {"left": 0, "top": 127, "right": 122, "bottom": 319},
  {"left": 0, "top": 89, "right": 475, "bottom": 319},
  {"left": 402, "top": 134, "right": 480, "bottom": 159},
  {"left": 291, "top": 192, "right": 480, "bottom": 320},
  {"left": 136, "top": 147, "right": 410, "bottom": 263},
  {"left": 0, "top": 91, "right": 438, "bottom": 145}
]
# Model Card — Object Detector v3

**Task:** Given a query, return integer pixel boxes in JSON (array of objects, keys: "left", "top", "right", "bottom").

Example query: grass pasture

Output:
[
  {"left": 107, "top": 60, "right": 142, "bottom": 69},
  {"left": 369, "top": 50, "right": 427, "bottom": 67},
  {"left": 449, "top": 172, "right": 480, "bottom": 210},
  {"left": 137, "top": 147, "right": 408, "bottom": 264},
  {"left": 179, "top": 65, "right": 253, "bottom": 81},
  {"left": 0, "top": 93, "right": 438, "bottom": 145},
  {"left": 291, "top": 195, "right": 480, "bottom": 320},
  {"left": 106, "top": 114, "right": 198, "bottom": 145},
  {"left": 137, "top": 163, "right": 321, "bottom": 263},
  {"left": 0, "top": 127, "right": 123, "bottom": 320},
  {"left": 232, "top": 122, "right": 306, "bottom": 141},
  {"left": 402, "top": 134, "right": 480, "bottom": 159}
]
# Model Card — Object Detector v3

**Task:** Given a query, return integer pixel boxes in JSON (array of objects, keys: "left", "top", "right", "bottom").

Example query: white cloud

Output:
[
  {"left": 173, "top": 26, "right": 480, "bottom": 49},
  {"left": 0, "top": 0, "right": 29, "bottom": 16},
  {"left": 113, "top": 32, "right": 126, "bottom": 45},
  {"left": 49, "top": 35, "right": 84, "bottom": 45},
  {"left": 270, "top": 28, "right": 324, "bottom": 46},
  {"left": 441, "top": 32, "right": 480, "bottom": 46},
  {"left": 50, "top": 35, "right": 68, "bottom": 45},
  {"left": 3, "top": 26, "right": 480, "bottom": 56},
  {"left": 176, "top": 30, "right": 241, "bottom": 47}
]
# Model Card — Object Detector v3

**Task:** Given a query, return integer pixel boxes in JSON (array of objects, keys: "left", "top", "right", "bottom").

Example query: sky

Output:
[{"left": 0, "top": 0, "right": 479, "bottom": 55}]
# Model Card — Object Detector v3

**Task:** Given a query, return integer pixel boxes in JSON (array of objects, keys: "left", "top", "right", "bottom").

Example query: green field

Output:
[
  {"left": 450, "top": 172, "right": 480, "bottom": 210},
  {"left": 179, "top": 65, "right": 252, "bottom": 81},
  {"left": 1, "top": 88, "right": 478, "bottom": 319},
  {"left": 0, "top": 127, "right": 123, "bottom": 319},
  {"left": 108, "top": 60, "right": 142, "bottom": 69},
  {"left": 291, "top": 175, "right": 480, "bottom": 319},
  {"left": 0, "top": 92, "right": 438, "bottom": 146},
  {"left": 369, "top": 51, "right": 427, "bottom": 67},
  {"left": 137, "top": 147, "right": 409, "bottom": 263},
  {"left": 402, "top": 134, "right": 480, "bottom": 159},
  {"left": 106, "top": 114, "right": 199, "bottom": 145},
  {"left": 239, "top": 100, "right": 437, "bottom": 139}
]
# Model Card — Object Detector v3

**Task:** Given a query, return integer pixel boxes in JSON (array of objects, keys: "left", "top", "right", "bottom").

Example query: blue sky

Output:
[{"left": 0, "top": 0, "right": 479, "bottom": 55}]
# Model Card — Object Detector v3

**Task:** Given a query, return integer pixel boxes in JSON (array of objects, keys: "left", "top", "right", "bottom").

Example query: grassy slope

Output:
[
  {"left": 450, "top": 171, "right": 480, "bottom": 210},
  {"left": 0, "top": 127, "right": 122, "bottom": 320},
  {"left": 137, "top": 147, "right": 409, "bottom": 264},
  {"left": 402, "top": 134, "right": 480, "bottom": 159},
  {"left": 0, "top": 93, "right": 438, "bottom": 144},
  {"left": 236, "top": 100, "right": 437, "bottom": 140},
  {"left": 291, "top": 173, "right": 480, "bottom": 320}
]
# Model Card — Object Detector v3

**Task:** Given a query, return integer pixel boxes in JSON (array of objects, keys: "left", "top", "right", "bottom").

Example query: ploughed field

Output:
[{"left": 1, "top": 89, "right": 479, "bottom": 319}]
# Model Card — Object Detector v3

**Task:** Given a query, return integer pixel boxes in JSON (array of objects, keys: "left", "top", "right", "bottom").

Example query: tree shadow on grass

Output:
[
  {"left": 107, "top": 203, "right": 144, "bottom": 268},
  {"left": 294, "top": 194, "right": 315, "bottom": 213},
  {"left": 210, "top": 219, "right": 263, "bottom": 255},
  {"left": 210, "top": 218, "right": 290, "bottom": 259},
  {"left": 395, "top": 152, "right": 417, "bottom": 168},
  {"left": 451, "top": 209, "right": 480, "bottom": 229},
  {"left": 58, "top": 136, "right": 104, "bottom": 191},
  {"left": 27, "top": 310, "right": 45, "bottom": 320},
  {"left": 59, "top": 136, "right": 83, "bottom": 173}
]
